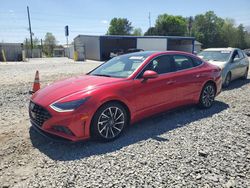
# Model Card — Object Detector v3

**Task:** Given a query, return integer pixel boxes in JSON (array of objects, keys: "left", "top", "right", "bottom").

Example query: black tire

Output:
[
  {"left": 223, "top": 72, "right": 231, "bottom": 88},
  {"left": 242, "top": 67, "right": 248, "bottom": 79},
  {"left": 199, "top": 83, "right": 216, "bottom": 109},
  {"left": 91, "top": 102, "right": 128, "bottom": 141}
]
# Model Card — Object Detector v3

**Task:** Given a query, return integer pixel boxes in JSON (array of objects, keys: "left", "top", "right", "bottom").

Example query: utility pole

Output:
[
  {"left": 188, "top": 16, "right": 193, "bottom": 37},
  {"left": 40, "top": 39, "right": 43, "bottom": 58},
  {"left": 65, "top": 25, "right": 69, "bottom": 57},
  {"left": 27, "top": 6, "right": 33, "bottom": 58},
  {"left": 148, "top": 12, "right": 151, "bottom": 29},
  {"left": 25, "top": 38, "right": 29, "bottom": 60},
  {"left": 148, "top": 12, "right": 152, "bottom": 35}
]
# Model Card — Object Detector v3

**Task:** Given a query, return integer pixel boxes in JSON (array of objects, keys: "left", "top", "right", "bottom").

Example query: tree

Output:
[
  {"left": 236, "top": 24, "right": 247, "bottom": 49},
  {"left": 154, "top": 14, "right": 187, "bottom": 36},
  {"left": 24, "top": 37, "right": 40, "bottom": 49},
  {"left": 191, "top": 11, "right": 224, "bottom": 48},
  {"left": 144, "top": 14, "right": 187, "bottom": 36},
  {"left": 245, "top": 32, "right": 250, "bottom": 49},
  {"left": 221, "top": 19, "right": 238, "bottom": 47},
  {"left": 43, "top": 32, "right": 57, "bottom": 57},
  {"left": 132, "top": 28, "right": 142, "bottom": 36},
  {"left": 144, "top": 27, "right": 158, "bottom": 36},
  {"left": 107, "top": 18, "right": 133, "bottom": 35}
]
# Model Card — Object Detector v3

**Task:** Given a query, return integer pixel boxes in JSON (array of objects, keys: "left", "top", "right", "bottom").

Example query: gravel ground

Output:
[{"left": 0, "top": 57, "right": 249, "bottom": 188}]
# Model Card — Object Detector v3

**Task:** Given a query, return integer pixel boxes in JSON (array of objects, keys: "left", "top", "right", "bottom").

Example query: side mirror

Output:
[
  {"left": 232, "top": 57, "right": 240, "bottom": 63},
  {"left": 142, "top": 70, "right": 158, "bottom": 80}
]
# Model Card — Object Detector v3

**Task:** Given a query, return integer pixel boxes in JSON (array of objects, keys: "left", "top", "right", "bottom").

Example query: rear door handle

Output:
[
  {"left": 166, "top": 80, "right": 176, "bottom": 85},
  {"left": 195, "top": 74, "right": 205, "bottom": 78},
  {"left": 195, "top": 74, "right": 201, "bottom": 78}
]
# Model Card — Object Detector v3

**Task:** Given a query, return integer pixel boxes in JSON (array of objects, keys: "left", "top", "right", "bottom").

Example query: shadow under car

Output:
[{"left": 29, "top": 100, "right": 229, "bottom": 161}]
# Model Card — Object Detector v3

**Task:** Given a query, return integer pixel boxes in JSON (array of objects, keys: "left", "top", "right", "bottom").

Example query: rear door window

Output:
[
  {"left": 172, "top": 55, "right": 194, "bottom": 71},
  {"left": 192, "top": 57, "right": 203, "bottom": 67},
  {"left": 237, "top": 50, "right": 244, "bottom": 59}
]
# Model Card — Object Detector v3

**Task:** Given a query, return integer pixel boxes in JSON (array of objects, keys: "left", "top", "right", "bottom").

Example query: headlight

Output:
[{"left": 50, "top": 98, "right": 89, "bottom": 112}]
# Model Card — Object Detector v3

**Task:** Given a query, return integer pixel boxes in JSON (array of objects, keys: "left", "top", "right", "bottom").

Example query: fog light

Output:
[{"left": 52, "top": 125, "right": 74, "bottom": 136}]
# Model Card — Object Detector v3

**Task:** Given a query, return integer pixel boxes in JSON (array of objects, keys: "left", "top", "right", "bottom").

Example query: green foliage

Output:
[
  {"left": 220, "top": 19, "right": 238, "bottom": 47},
  {"left": 144, "top": 27, "right": 158, "bottom": 36},
  {"left": 155, "top": 14, "right": 187, "bottom": 36},
  {"left": 107, "top": 18, "right": 133, "bottom": 35},
  {"left": 191, "top": 11, "right": 224, "bottom": 48},
  {"left": 144, "top": 14, "right": 187, "bottom": 36},
  {"left": 107, "top": 12, "right": 250, "bottom": 49},
  {"left": 132, "top": 28, "right": 142, "bottom": 36},
  {"left": 191, "top": 11, "right": 250, "bottom": 49},
  {"left": 24, "top": 37, "right": 40, "bottom": 49},
  {"left": 236, "top": 24, "right": 247, "bottom": 49},
  {"left": 43, "top": 32, "right": 57, "bottom": 57},
  {"left": 245, "top": 32, "right": 250, "bottom": 49}
]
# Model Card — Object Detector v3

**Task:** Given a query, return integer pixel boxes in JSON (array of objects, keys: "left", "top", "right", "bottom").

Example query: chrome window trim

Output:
[{"left": 134, "top": 54, "right": 204, "bottom": 80}]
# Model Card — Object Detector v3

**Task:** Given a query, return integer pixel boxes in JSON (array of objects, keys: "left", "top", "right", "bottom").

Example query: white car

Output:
[{"left": 198, "top": 48, "right": 249, "bottom": 87}]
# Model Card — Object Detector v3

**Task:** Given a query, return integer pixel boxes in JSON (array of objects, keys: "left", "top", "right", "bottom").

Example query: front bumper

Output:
[
  {"left": 29, "top": 101, "right": 93, "bottom": 142},
  {"left": 31, "top": 120, "right": 74, "bottom": 143}
]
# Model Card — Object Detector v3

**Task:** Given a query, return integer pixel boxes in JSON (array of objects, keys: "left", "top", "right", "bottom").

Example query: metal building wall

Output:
[
  {"left": 0, "top": 43, "right": 22, "bottom": 61},
  {"left": 137, "top": 38, "right": 167, "bottom": 51},
  {"left": 167, "top": 39, "right": 193, "bottom": 53},
  {"left": 74, "top": 35, "right": 100, "bottom": 61},
  {"left": 100, "top": 36, "right": 137, "bottom": 61},
  {"left": 65, "top": 45, "right": 74, "bottom": 59}
]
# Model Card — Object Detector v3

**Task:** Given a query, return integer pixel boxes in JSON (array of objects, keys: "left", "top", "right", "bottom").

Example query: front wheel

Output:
[
  {"left": 242, "top": 67, "right": 248, "bottom": 79},
  {"left": 223, "top": 72, "right": 231, "bottom": 88},
  {"left": 91, "top": 102, "right": 128, "bottom": 141},
  {"left": 199, "top": 83, "right": 216, "bottom": 109}
]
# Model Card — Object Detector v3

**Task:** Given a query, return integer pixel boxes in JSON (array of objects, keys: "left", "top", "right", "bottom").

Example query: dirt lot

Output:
[{"left": 0, "top": 57, "right": 250, "bottom": 188}]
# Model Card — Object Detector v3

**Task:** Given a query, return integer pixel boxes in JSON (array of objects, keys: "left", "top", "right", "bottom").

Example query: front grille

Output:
[{"left": 29, "top": 101, "right": 51, "bottom": 127}]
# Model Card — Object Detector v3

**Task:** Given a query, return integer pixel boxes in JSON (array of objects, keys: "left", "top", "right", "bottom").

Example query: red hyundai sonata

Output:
[{"left": 29, "top": 51, "right": 222, "bottom": 142}]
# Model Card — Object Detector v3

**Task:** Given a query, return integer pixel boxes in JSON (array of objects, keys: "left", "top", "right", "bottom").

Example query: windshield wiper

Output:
[{"left": 92, "top": 74, "right": 111, "bottom": 77}]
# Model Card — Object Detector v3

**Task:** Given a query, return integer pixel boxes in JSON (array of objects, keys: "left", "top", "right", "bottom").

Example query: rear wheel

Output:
[
  {"left": 199, "top": 83, "right": 216, "bottom": 109},
  {"left": 91, "top": 102, "right": 128, "bottom": 141},
  {"left": 223, "top": 72, "right": 231, "bottom": 88}
]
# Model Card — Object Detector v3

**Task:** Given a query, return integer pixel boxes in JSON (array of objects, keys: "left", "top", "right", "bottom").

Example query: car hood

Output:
[
  {"left": 207, "top": 60, "right": 227, "bottom": 69},
  {"left": 31, "top": 75, "right": 123, "bottom": 106}
]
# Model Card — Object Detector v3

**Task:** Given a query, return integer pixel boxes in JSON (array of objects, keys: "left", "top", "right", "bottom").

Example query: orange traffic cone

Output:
[{"left": 29, "top": 70, "right": 40, "bottom": 94}]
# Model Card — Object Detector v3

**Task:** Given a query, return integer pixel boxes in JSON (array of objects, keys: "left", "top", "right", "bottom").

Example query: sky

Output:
[{"left": 0, "top": 0, "right": 250, "bottom": 44}]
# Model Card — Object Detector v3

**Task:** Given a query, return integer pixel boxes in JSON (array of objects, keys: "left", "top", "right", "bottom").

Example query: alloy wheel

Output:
[
  {"left": 201, "top": 85, "right": 215, "bottom": 108},
  {"left": 224, "top": 73, "right": 231, "bottom": 87},
  {"left": 97, "top": 107, "right": 125, "bottom": 139},
  {"left": 243, "top": 68, "right": 248, "bottom": 79}
]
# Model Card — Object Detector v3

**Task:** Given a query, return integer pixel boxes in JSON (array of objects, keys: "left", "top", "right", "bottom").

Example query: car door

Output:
[
  {"left": 170, "top": 55, "right": 205, "bottom": 104},
  {"left": 133, "top": 55, "right": 177, "bottom": 117},
  {"left": 237, "top": 50, "right": 248, "bottom": 76},
  {"left": 230, "top": 50, "right": 242, "bottom": 80}
]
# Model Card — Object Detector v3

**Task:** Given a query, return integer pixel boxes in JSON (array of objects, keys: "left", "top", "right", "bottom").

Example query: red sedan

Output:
[{"left": 29, "top": 51, "right": 222, "bottom": 142}]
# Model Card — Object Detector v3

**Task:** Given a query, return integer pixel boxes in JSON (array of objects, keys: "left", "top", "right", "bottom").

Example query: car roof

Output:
[
  {"left": 124, "top": 50, "right": 195, "bottom": 57},
  {"left": 202, "top": 47, "right": 237, "bottom": 52}
]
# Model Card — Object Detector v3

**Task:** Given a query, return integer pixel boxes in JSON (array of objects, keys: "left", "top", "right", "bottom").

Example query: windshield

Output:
[
  {"left": 198, "top": 50, "right": 231, "bottom": 62},
  {"left": 89, "top": 53, "right": 149, "bottom": 78}
]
